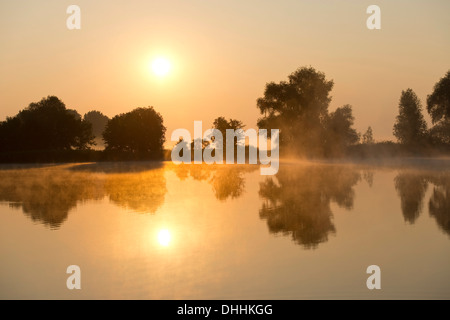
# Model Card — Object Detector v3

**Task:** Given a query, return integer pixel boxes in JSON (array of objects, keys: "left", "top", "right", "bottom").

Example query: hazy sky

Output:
[{"left": 1, "top": 0, "right": 449, "bottom": 146}]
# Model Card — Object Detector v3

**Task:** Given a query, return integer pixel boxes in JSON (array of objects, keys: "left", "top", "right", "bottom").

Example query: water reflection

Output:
[
  {"left": 171, "top": 164, "right": 258, "bottom": 201},
  {"left": 0, "top": 165, "right": 104, "bottom": 229},
  {"left": 258, "top": 164, "right": 361, "bottom": 249},
  {"left": 427, "top": 172, "right": 450, "bottom": 236},
  {"left": 0, "top": 162, "right": 256, "bottom": 229},
  {"left": 394, "top": 170, "right": 450, "bottom": 236},
  {"left": 105, "top": 170, "right": 166, "bottom": 213},
  {"left": 1, "top": 161, "right": 449, "bottom": 242},
  {"left": 0, "top": 163, "right": 167, "bottom": 229},
  {"left": 394, "top": 173, "right": 428, "bottom": 224}
]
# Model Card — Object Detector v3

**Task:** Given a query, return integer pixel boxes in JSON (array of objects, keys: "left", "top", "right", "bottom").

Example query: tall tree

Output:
[
  {"left": 393, "top": 89, "right": 428, "bottom": 146},
  {"left": 212, "top": 117, "right": 245, "bottom": 146},
  {"left": 427, "top": 70, "right": 450, "bottom": 123},
  {"left": 427, "top": 71, "right": 450, "bottom": 145},
  {"left": 324, "top": 104, "right": 360, "bottom": 156},
  {"left": 362, "top": 126, "right": 374, "bottom": 144},
  {"left": 103, "top": 107, "right": 166, "bottom": 157},
  {"left": 213, "top": 117, "right": 244, "bottom": 136},
  {"left": 256, "top": 66, "right": 334, "bottom": 156}
]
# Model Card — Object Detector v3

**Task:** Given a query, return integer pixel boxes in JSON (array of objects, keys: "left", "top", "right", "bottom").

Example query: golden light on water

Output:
[
  {"left": 157, "top": 229, "right": 171, "bottom": 246},
  {"left": 151, "top": 58, "right": 171, "bottom": 77}
]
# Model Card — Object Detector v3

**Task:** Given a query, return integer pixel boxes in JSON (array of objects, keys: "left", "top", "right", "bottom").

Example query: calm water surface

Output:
[{"left": 0, "top": 160, "right": 449, "bottom": 299}]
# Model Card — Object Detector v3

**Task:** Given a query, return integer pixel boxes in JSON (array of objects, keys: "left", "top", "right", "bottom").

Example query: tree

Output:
[
  {"left": 103, "top": 107, "right": 166, "bottom": 157},
  {"left": 393, "top": 89, "right": 428, "bottom": 146},
  {"left": 84, "top": 110, "right": 110, "bottom": 137},
  {"left": 427, "top": 71, "right": 450, "bottom": 145},
  {"left": 362, "top": 126, "right": 374, "bottom": 144},
  {"left": 0, "top": 96, "right": 94, "bottom": 152},
  {"left": 256, "top": 66, "right": 334, "bottom": 156},
  {"left": 429, "top": 120, "right": 450, "bottom": 145},
  {"left": 324, "top": 104, "right": 360, "bottom": 156},
  {"left": 67, "top": 109, "right": 82, "bottom": 120},
  {"left": 427, "top": 70, "right": 450, "bottom": 123},
  {"left": 212, "top": 117, "right": 245, "bottom": 147},
  {"left": 212, "top": 117, "right": 245, "bottom": 137}
]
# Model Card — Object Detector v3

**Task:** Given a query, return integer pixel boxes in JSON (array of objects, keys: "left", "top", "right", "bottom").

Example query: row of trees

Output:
[
  {"left": 393, "top": 71, "right": 450, "bottom": 147},
  {"left": 256, "top": 67, "right": 450, "bottom": 157},
  {"left": 0, "top": 67, "right": 448, "bottom": 161},
  {"left": 0, "top": 96, "right": 167, "bottom": 159}
]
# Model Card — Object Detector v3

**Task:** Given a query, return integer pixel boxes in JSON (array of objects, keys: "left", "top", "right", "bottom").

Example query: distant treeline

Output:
[{"left": 0, "top": 67, "right": 449, "bottom": 163}]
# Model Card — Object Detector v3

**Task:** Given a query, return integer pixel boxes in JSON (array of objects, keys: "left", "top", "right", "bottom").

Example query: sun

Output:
[
  {"left": 157, "top": 229, "right": 171, "bottom": 246},
  {"left": 151, "top": 58, "right": 171, "bottom": 77}
]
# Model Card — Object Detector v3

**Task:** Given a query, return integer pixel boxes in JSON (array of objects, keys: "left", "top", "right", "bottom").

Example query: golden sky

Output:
[{"left": 1, "top": 0, "right": 449, "bottom": 145}]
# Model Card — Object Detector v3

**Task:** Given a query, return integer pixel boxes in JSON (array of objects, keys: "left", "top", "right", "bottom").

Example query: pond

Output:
[{"left": 0, "top": 160, "right": 449, "bottom": 299}]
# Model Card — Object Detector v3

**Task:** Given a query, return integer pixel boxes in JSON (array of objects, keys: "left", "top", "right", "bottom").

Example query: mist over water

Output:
[{"left": 0, "top": 160, "right": 449, "bottom": 299}]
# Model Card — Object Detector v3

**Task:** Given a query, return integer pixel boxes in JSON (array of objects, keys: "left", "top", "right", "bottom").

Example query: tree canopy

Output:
[
  {"left": 362, "top": 126, "right": 374, "bottom": 144},
  {"left": 103, "top": 107, "right": 166, "bottom": 156},
  {"left": 256, "top": 66, "right": 362, "bottom": 157},
  {"left": 84, "top": 110, "right": 110, "bottom": 137},
  {"left": 427, "top": 71, "right": 450, "bottom": 146},
  {"left": 0, "top": 96, "right": 94, "bottom": 152},
  {"left": 212, "top": 117, "right": 245, "bottom": 137},
  {"left": 257, "top": 67, "right": 333, "bottom": 156},
  {"left": 324, "top": 105, "right": 360, "bottom": 156},
  {"left": 393, "top": 89, "right": 428, "bottom": 146},
  {"left": 427, "top": 70, "right": 450, "bottom": 124}
]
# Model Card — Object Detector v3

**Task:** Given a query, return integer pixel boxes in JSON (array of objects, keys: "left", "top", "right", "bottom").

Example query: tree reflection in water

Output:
[
  {"left": 1, "top": 162, "right": 449, "bottom": 241},
  {"left": 0, "top": 164, "right": 104, "bottom": 229},
  {"left": 0, "top": 163, "right": 167, "bottom": 229},
  {"left": 394, "top": 170, "right": 450, "bottom": 237},
  {"left": 0, "top": 162, "right": 256, "bottom": 229},
  {"left": 427, "top": 173, "right": 450, "bottom": 237},
  {"left": 258, "top": 164, "right": 361, "bottom": 249},
  {"left": 394, "top": 173, "right": 428, "bottom": 224},
  {"left": 171, "top": 163, "right": 258, "bottom": 201}
]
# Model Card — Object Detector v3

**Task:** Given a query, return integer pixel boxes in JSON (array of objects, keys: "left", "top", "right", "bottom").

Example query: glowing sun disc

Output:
[
  {"left": 152, "top": 58, "right": 171, "bottom": 76},
  {"left": 157, "top": 229, "right": 171, "bottom": 246}
]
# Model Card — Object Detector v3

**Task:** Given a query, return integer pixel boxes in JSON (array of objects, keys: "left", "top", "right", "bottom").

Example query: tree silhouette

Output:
[
  {"left": 324, "top": 104, "right": 360, "bottom": 156},
  {"left": 427, "top": 71, "right": 450, "bottom": 146},
  {"left": 427, "top": 70, "right": 450, "bottom": 123},
  {"left": 429, "top": 120, "right": 450, "bottom": 145},
  {"left": 67, "top": 109, "right": 82, "bottom": 120},
  {"left": 362, "top": 126, "right": 374, "bottom": 144},
  {"left": 84, "top": 110, "right": 110, "bottom": 137},
  {"left": 256, "top": 66, "right": 334, "bottom": 157},
  {"left": 0, "top": 96, "right": 94, "bottom": 152},
  {"left": 212, "top": 117, "right": 245, "bottom": 159},
  {"left": 84, "top": 110, "right": 110, "bottom": 149},
  {"left": 212, "top": 117, "right": 245, "bottom": 139},
  {"left": 103, "top": 107, "right": 166, "bottom": 157},
  {"left": 393, "top": 89, "right": 428, "bottom": 146}
]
